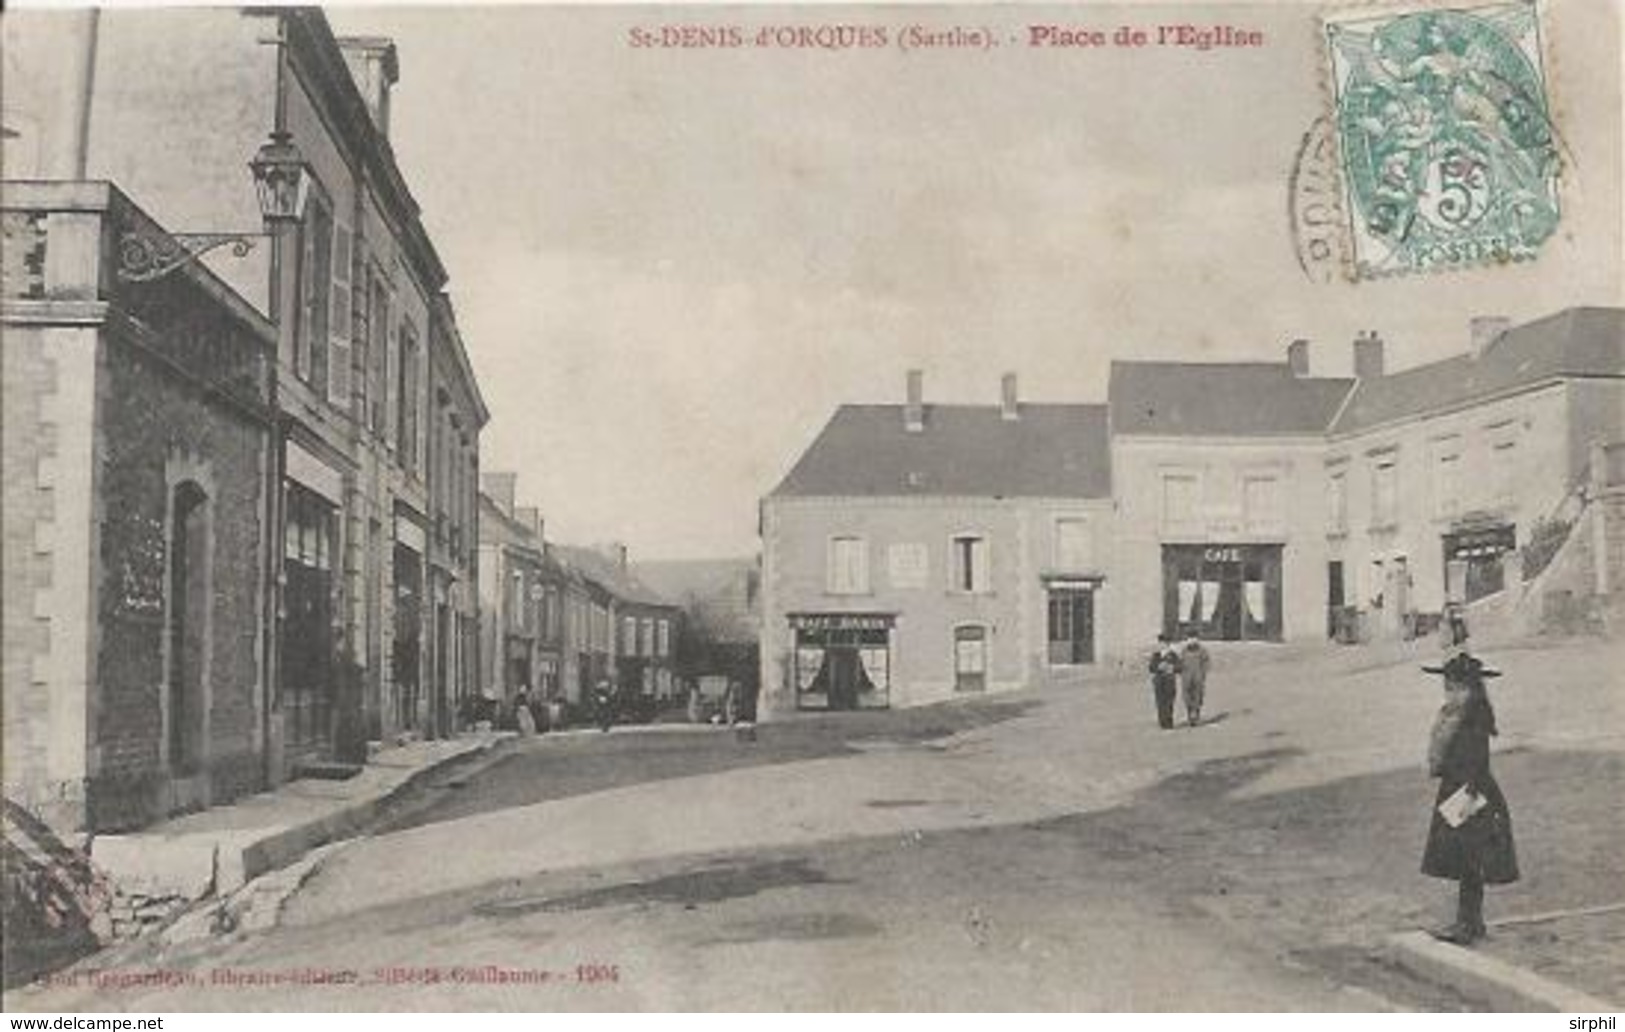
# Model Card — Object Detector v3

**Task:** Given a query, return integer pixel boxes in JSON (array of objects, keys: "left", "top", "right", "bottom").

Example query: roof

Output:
[
  {"left": 552, "top": 544, "right": 676, "bottom": 609},
  {"left": 769, "top": 404, "right": 1112, "bottom": 499},
  {"left": 1331, "top": 307, "right": 1625, "bottom": 435},
  {"left": 1109, "top": 361, "right": 1354, "bottom": 437}
]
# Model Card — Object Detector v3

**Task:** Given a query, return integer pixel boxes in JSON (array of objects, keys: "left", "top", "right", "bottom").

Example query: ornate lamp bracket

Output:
[{"left": 117, "top": 228, "right": 259, "bottom": 283}]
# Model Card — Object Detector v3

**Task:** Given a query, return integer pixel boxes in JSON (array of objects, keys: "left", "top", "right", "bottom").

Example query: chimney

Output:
[
  {"left": 1000, "top": 372, "right": 1020, "bottom": 420},
  {"left": 336, "top": 36, "right": 399, "bottom": 139},
  {"left": 1287, "top": 339, "right": 1310, "bottom": 377},
  {"left": 617, "top": 543, "right": 629, "bottom": 571},
  {"left": 480, "top": 472, "right": 517, "bottom": 516},
  {"left": 1353, "top": 330, "right": 1385, "bottom": 380},
  {"left": 1470, "top": 316, "right": 1511, "bottom": 359},
  {"left": 904, "top": 369, "right": 924, "bottom": 433},
  {"left": 515, "top": 505, "right": 543, "bottom": 541}
]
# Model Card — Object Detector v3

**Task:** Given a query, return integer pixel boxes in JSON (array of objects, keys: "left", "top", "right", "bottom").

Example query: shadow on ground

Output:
[{"left": 368, "top": 697, "right": 1041, "bottom": 835}]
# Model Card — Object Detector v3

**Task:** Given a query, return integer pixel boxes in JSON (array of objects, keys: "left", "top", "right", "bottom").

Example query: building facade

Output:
[
  {"left": 477, "top": 474, "right": 567, "bottom": 710},
  {"left": 3, "top": 9, "right": 489, "bottom": 794},
  {"left": 1106, "top": 346, "right": 1353, "bottom": 651},
  {"left": 760, "top": 374, "right": 1115, "bottom": 717},
  {"left": 2, "top": 183, "right": 276, "bottom": 833}
]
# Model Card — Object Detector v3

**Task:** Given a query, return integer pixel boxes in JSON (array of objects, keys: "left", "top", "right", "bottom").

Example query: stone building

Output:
[
  {"left": 2, "top": 9, "right": 489, "bottom": 789},
  {"left": 3, "top": 183, "right": 275, "bottom": 833},
  {"left": 477, "top": 474, "right": 568, "bottom": 710},
  {"left": 1106, "top": 345, "right": 1353, "bottom": 650},
  {"left": 553, "top": 545, "right": 681, "bottom": 710},
  {"left": 760, "top": 373, "right": 1114, "bottom": 716}
]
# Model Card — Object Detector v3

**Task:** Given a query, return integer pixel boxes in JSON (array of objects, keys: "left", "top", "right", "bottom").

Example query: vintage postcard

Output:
[{"left": 2, "top": 0, "right": 1622, "bottom": 1015}]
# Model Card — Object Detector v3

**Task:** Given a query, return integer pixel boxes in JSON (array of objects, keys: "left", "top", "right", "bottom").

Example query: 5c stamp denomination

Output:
[{"left": 1322, "top": 1, "right": 1561, "bottom": 279}]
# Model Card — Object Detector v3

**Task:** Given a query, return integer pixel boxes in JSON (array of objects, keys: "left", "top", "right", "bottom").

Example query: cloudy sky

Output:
[{"left": 327, "top": 2, "right": 1621, "bottom": 560}]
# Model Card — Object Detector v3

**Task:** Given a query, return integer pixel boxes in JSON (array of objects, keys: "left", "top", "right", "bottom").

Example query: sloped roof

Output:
[
  {"left": 1331, "top": 307, "right": 1625, "bottom": 435},
  {"left": 1109, "top": 361, "right": 1354, "bottom": 437},
  {"left": 552, "top": 544, "right": 675, "bottom": 609},
  {"left": 768, "top": 404, "right": 1111, "bottom": 499}
]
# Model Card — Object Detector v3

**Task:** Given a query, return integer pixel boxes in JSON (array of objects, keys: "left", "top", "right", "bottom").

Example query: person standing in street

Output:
[
  {"left": 1148, "top": 634, "right": 1182, "bottom": 730},
  {"left": 1180, "top": 635, "right": 1211, "bottom": 727},
  {"left": 1420, "top": 615, "right": 1519, "bottom": 945}
]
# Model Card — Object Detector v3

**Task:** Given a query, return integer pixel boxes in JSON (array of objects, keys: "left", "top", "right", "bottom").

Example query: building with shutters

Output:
[
  {"left": 760, "top": 373, "right": 1115, "bottom": 716},
  {"left": 2, "top": 8, "right": 489, "bottom": 800}
]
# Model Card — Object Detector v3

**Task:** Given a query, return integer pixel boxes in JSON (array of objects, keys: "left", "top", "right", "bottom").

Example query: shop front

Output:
[
  {"left": 1443, "top": 520, "right": 1516, "bottom": 603},
  {"left": 789, "top": 613, "right": 893, "bottom": 711},
  {"left": 1162, "top": 544, "right": 1283, "bottom": 642}
]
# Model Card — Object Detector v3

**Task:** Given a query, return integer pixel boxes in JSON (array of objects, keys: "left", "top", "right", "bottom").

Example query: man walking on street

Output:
[
  {"left": 1181, "top": 635, "right": 1211, "bottom": 727},
  {"left": 1148, "top": 634, "right": 1182, "bottom": 730}
]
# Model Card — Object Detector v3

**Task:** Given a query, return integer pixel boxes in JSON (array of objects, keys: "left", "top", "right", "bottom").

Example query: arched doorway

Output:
[{"left": 167, "top": 481, "right": 210, "bottom": 775}]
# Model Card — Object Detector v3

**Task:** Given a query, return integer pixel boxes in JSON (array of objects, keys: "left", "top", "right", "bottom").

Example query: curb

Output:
[{"left": 1387, "top": 931, "right": 1621, "bottom": 1012}]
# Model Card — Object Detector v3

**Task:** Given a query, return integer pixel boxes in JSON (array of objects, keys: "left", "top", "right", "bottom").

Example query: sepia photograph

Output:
[{"left": 2, "top": 0, "right": 1622, "bottom": 1015}]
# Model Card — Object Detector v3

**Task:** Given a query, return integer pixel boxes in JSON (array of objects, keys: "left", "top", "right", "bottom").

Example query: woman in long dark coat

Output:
[{"left": 1421, "top": 623, "right": 1519, "bottom": 945}]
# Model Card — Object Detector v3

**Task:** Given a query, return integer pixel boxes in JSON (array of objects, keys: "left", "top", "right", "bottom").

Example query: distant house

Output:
[
  {"left": 553, "top": 545, "right": 681, "bottom": 708},
  {"left": 635, "top": 558, "right": 761, "bottom": 690},
  {"left": 760, "top": 372, "right": 1114, "bottom": 716},
  {"left": 477, "top": 474, "right": 568, "bottom": 709}
]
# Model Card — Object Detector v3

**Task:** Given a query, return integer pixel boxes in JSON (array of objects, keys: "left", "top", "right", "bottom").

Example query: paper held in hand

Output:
[{"left": 1438, "top": 785, "right": 1488, "bottom": 828}]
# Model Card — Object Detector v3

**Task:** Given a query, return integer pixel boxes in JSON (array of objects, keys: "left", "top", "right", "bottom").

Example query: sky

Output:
[{"left": 326, "top": 1, "right": 1623, "bottom": 561}]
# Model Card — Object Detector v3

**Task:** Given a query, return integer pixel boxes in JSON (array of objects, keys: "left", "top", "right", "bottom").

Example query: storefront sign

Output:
[
  {"left": 1203, "top": 546, "right": 1242, "bottom": 563},
  {"left": 788, "top": 613, "right": 894, "bottom": 632},
  {"left": 286, "top": 440, "right": 343, "bottom": 505}
]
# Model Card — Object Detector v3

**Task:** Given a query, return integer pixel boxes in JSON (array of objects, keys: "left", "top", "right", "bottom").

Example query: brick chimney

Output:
[
  {"left": 336, "top": 36, "right": 399, "bottom": 139},
  {"left": 1470, "top": 316, "right": 1511, "bottom": 359},
  {"left": 1287, "top": 339, "right": 1310, "bottom": 377},
  {"left": 480, "top": 472, "right": 517, "bottom": 516},
  {"left": 1353, "top": 330, "right": 1385, "bottom": 380},
  {"left": 1000, "top": 372, "right": 1020, "bottom": 420},
  {"left": 904, "top": 369, "right": 924, "bottom": 433}
]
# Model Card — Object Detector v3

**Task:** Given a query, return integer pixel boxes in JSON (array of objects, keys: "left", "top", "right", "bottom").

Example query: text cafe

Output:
[
  {"left": 788, "top": 612, "right": 894, "bottom": 711},
  {"left": 1161, "top": 544, "right": 1283, "bottom": 642}
]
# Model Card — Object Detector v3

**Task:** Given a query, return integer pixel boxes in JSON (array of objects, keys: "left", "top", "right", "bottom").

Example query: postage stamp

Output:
[{"left": 1321, "top": 1, "right": 1561, "bottom": 280}]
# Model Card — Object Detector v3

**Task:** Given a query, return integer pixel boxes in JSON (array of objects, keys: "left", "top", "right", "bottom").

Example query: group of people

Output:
[
  {"left": 1147, "top": 633, "right": 1210, "bottom": 729},
  {"left": 1145, "top": 610, "right": 1519, "bottom": 947}
]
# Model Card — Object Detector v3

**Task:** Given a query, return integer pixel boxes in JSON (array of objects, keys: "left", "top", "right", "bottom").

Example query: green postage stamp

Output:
[{"left": 1322, "top": 1, "right": 1561, "bottom": 279}]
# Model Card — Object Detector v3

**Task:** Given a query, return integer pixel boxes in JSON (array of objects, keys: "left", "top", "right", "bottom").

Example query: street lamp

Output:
[{"left": 248, "top": 129, "right": 312, "bottom": 226}]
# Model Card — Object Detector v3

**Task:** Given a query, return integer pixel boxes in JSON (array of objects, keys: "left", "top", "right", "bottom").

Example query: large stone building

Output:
[
  {"left": 3, "top": 184, "right": 275, "bottom": 833},
  {"left": 3, "top": 9, "right": 489, "bottom": 825},
  {"left": 761, "top": 309, "right": 1623, "bottom": 713},
  {"left": 760, "top": 373, "right": 1114, "bottom": 716}
]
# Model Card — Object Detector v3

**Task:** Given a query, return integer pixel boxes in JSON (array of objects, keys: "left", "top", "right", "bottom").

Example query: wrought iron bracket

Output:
[{"left": 117, "top": 229, "right": 260, "bottom": 283}]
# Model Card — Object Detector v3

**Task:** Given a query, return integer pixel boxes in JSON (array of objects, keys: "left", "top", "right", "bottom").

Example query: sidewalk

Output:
[{"left": 92, "top": 732, "right": 513, "bottom": 910}]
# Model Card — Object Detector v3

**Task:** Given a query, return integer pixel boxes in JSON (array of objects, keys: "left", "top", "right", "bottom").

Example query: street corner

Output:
[{"left": 1387, "top": 929, "right": 1621, "bottom": 1013}]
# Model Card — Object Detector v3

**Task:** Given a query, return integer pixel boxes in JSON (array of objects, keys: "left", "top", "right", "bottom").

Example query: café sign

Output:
[{"left": 789, "top": 613, "right": 894, "bottom": 632}]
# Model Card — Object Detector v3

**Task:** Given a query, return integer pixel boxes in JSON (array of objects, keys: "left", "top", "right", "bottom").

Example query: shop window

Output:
[
  {"left": 954, "top": 626, "right": 987, "bottom": 692},
  {"left": 827, "top": 536, "right": 869, "bottom": 595},
  {"left": 951, "top": 534, "right": 990, "bottom": 593}
]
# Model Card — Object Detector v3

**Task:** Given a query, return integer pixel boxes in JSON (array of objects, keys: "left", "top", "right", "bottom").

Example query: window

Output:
[
  {"left": 1054, "top": 518, "right": 1091, "bottom": 571},
  {"left": 296, "top": 190, "right": 333, "bottom": 390},
  {"left": 1243, "top": 476, "right": 1282, "bottom": 534},
  {"left": 622, "top": 615, "right": 636, "bottom": 655},
  {"left": 1371, "top": 456, "right": 1399, "bottom": 528},
  {"left": 951, "top": 534, "right": 990, "bottom": 593},
  {"left": 657, "top": 619, "right": 670, "bottom": 657},
  {"left": 1327, "top": 471, "right": 1349, "bottom": 534},
  {"left": 368, "top": 278, "right": 390, "bottom": 435},
  {"left": 1492, "top": 438, "right": 1518, "bottom": 508},
  {"left": 1435, "top": 447, "right": 1462, "bottom": 518},
  {"left": 827, "top": 536, "right": 869, "bottom": 595},
  {"left": 1162, "top": 474, "right": 1199, "bottom": 532},
  {"left": 397, "top": 321, "right": 419, "bottom": 474}
]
